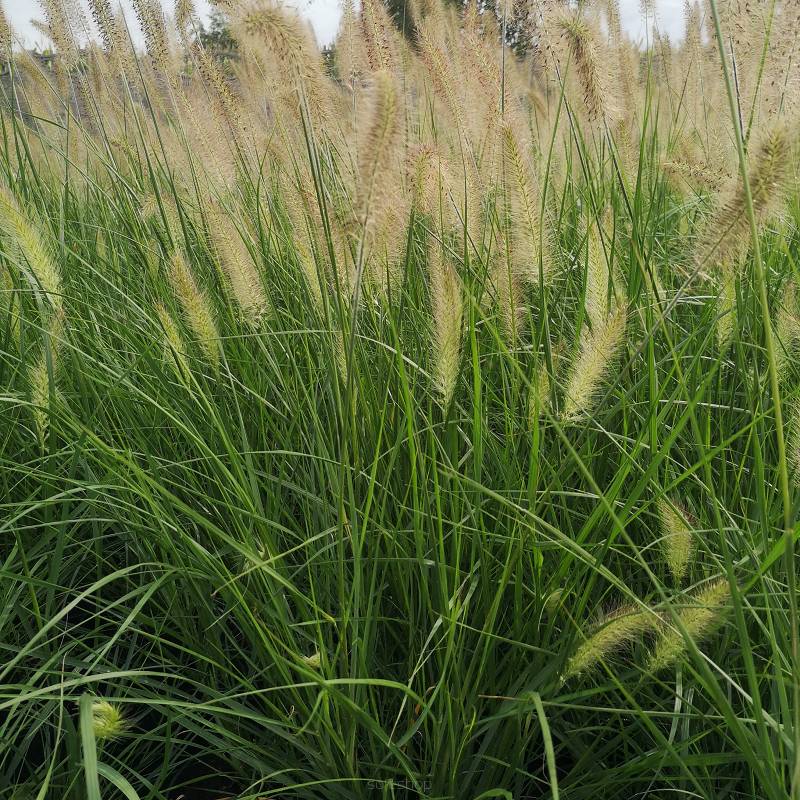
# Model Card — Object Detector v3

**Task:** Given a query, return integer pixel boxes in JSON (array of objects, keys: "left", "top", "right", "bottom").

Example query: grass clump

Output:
[{"left": 0, "top": 0, "right": 798, "bottom": 797}]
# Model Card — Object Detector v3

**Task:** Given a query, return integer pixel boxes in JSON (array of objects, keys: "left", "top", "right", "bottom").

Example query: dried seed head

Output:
[
  {"left": 175, "top": 0, "right": 197, "bottom": 39},
  {"left": 87, "top": 0, "right": 117, "bottom": 52},
  {"left": 417, "top": 21, "right": 465, "bottom": 132},
  {"left": 661, "top": 158, "right": 725, "bottom": 195},
  {"left": 360, "top": 0, "right": 400, "bottom": 74},
  {"left": 429, "top": 244, "right": 464, "bottom": 407},
  {"left": 206, "top": 203, "right": 270, "bottom": 325},
  {"left": 132, "top": 0, "right": 174, "bottom": 76},
  {"left": 41, "top": 0, "right": 79, "bottom": 69},
  {"left": 357, "top": 69, "right": 400, "bottom": 216},
  {"left": 697, "top": 124, "right": 793, "bottom": 270},
  {"left": 336, "top": 0, "right": 368, "bottom": 90},
  {"left": 558, "top": 13, "right": 614, "bottom": 123},
  {"left": 191, "top": 43, "right": 243, "bottom": 135},
  {"left": 0, "top": 2, "right": 13, "bottom": 51},
  {"left": 235, "top": 4, "right": 330, "bottom": 126}
]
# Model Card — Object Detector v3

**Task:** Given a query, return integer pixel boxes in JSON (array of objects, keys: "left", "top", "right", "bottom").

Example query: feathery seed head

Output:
[
  {"left": 358, "top": 69, "right": 400, "bottom": 216},
  {"left": 41, "top": 0, "right": 79, "bottom": 69},
  {"left": 360, "top": 0, "right": 400, "bottom": 74},
  {"left": 206, "top": 204, "right": 270, "bottom": 324},
  {"left": 0, "top": 2, "right": 12, "bottom": 51},
  {"left": 656, "top": 498, "right": 695, "bottom": 585},
  {"left": 191, "top": 43, "right": 242, "bottom": 134},
  {"left": 0, "top": 183, "right": 61, "bottom": 312},
  {"left": 168, "top": 249, "right": 220, "bottom": 368},
  {"left": 132, "top": 0, "right": 174, "bottom": 75},
  {"left": 647, "top": 579, "right": 731, "bottom": 673},
  {"left": 175, "top": 0, "right": 197, "bottom": 38},
  {"left": 558, "top": 13, "right": 613, "bottom": 123},
  {"left": 417, "top": 21, "right": 466, "bottom": 133},
  {"left": 697, "top": 123, "right": 794, "bottom": 270},
  {"left": 87, "top": 0, "right": 118, "bottom": 52},
  {"left": 661, "top": 158, "right": 725, "bottom": 195},
  {"left": 585, "top": 215, "right": 612, "bottom": 331},
  {"left": 562, "top": 303, "right": 627, "bottom": 422},
  {"left": 429, "top": 244, "right": 464, "bottom": 408},
  {"left": 156, "top": 301, "right": 190, "bottom": 381},
  {"left": 336, "top": 0, "right": 368, "bottom": 90},
  {"left": 235, "top": 3, "right": 330, "bottom": 125},
  {"left": 564, "top": 603, "right": 655, "bottom": 680},
  {"left": 491, "top": 254, "right": 525, "bottom": 347},
  {"left": 501, "top": 119, "right": 548, "bottom": 286}
]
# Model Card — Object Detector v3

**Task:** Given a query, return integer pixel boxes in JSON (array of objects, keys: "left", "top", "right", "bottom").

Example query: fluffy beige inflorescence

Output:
[
  {"left": 234, "top": 2, "right": 331, "bottom": 127},
  {"left": 0, "top": 1, "right": 12, "bottom": 50},
  {"left": 4, "top": 0, "right": 800, "bottom": 437},
  {"left": 429, "top": 244, "right": 464, "bottom": 408},
  {"left": 558, "top": 13, "right": 615, "bottom": 124},
  {"left": 0, "top": 183, "right": 61, "bottom": 312},
  {"left": 501, "top": 119, "right": 547, "bottom": 287},
  {"left": 697, "top": 124, "right": 793, "bottom": 273},
  {"left": 205, "top": 203, "right": 271, "bottom": 325},
  {"left": 584, "top": 216, "right": 612, "bottom": 331},
  {"left": 562, "top": 303, "right": 627, "bottom": 422}
]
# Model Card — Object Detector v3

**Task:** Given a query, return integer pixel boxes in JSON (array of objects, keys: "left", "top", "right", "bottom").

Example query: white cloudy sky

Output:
[{"left": 3, "top": 0, "right": 687, "bottom": 48}]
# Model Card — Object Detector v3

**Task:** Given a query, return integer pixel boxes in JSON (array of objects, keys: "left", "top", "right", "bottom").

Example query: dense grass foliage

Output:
[{"left": 1, "top": 0, "right": 799, "bottom": 797}]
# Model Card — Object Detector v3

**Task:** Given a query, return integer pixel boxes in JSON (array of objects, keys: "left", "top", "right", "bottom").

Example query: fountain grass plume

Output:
[
  {"left": 564, "top": 603, "right": 656, "bottom": 680},
  {"left": 657, "top": 498, "right": 695, "bottom": 585},
  {"left": 647, "top": 579, "right": 731, "bottom": 673},
  {"left": 429, "top": 242, "right": 464, "bottom": 408},
  {"left": 562, "top": 304, "right": 627, "bottom": 422},
  {"left": 168, "top": 249, "right": 220, "bottom": 368}
]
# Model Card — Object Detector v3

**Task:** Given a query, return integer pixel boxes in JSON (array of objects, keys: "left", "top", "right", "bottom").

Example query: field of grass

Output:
[{"left": 0, "top": 0, "right": 799, "bottom": 797}]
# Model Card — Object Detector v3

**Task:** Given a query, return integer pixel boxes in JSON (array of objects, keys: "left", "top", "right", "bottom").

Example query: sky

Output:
[{"left": 2, "top": 0, "right": 688, "bottom": 50}]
